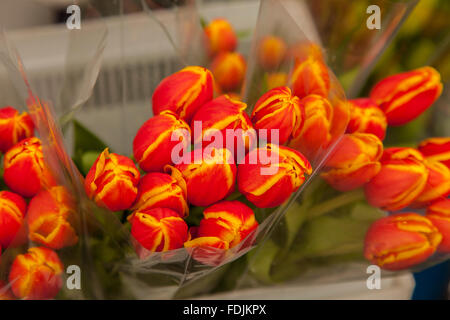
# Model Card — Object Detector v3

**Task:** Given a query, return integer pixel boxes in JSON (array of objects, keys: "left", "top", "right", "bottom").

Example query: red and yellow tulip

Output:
[
  {"left": 0, "top": 191, "right": 27, "bottom": 248},
  {"left": 0, "top": 106, "right": 34, "bottom": 153},
  {"left": 370, "top": 67, "right": 443, "bottom": 126},
  {"left": 364, "top": 213, "right": 442, "bottom": 270},
  {"left": 27, "top": 186, "right": 78, "bottom": 249},
  {"left": 418, "top": 137, "right": 450, "bottom": 169},
  {"left": 346, "top": 98, "right": 387, "bottom": 141},
  {"left": 251, "top": 86, "right": 305, "bottom": 145},
  {"left": 426, "top": 199, "right": 450, "bottom": 253},
  {"left": 290, "top": 57, "right": 330, "bottom": 99},
  {"left": 85, "top": 149, "right": 140, "bottom": 211},
  {"left": 364, "top": 148, "right": 429, "bottom": 211},
  {"left": 211, "top": 52, "right": 246, "bottom": 92},
  {"left": 412, "top": 160, "right": 450, "bottom": 207},
  {"left": 9, "top": 247, "right": 63, "bottom": 299},
  {"left": 204, "top": 18, "right": 237, "bottom": 57},
  {"left": 152, "top": 66, "right": 214, "bottom": 122},
  {"left": 322, "top": 133, "right": 383, "bottom": 192},
  {"left": 258, "top": 36, "right": 287, "bottom": 70},
  {"left": 237, "top": 144, "right": 312, "bottom": 208}
]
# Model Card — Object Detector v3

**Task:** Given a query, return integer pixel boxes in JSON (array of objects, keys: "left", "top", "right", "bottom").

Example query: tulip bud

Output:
[
  {"left": 412, "top": 160, "right": 450, "bottom": 207},
  {"left": 133, "top": 111, "right": 191, "bottom": 173},
  {"left": 426, "top": 199, "right": 450, "bottom": 253},
  {"left": 211, "top": 52, "right": 246, "bottom": 92},
  {"left": 0, "top": 191, "right": 27, "bottom": 248},
  {"left": 0, "top": 106, "right": 34, "bottom": 153},
  {"left": 191, "top": 95, "right": 255, "bottom": 158},
  {"left": 237, "top": 144, "right": 312, "bottom": 208},
  {"left": 288, "top": 94, "right": 333, "bottom": 159},
  {"left": 322, "top": 133, "right": 383, "bottom": 192},
  {"left": 132, "top": 170, "right": 188, "bottom": 218},
  {"left": 85, "top": 149, "right": 140, "bottom": 211},
  {"left": 266, "top": 72, "right": 288, "bottom": 91},
  {"left": 370, "top": 67, "right": 443, "bottom": 126},
  {"left": 251, "top": 86, "right": 304, "bottom": 145},
  {"left": 258, "top": 36, "right": 287, "bottom": 70},
  {"left": 204, "top": 18, "right": 237, "bottom": 56},
  {"left": 172, "top": 147, "right": 237, "bottom": 207},
  {"left": 131, "top": 207, "right": 188, "bottom": 253},
  {"left": 3, "top": 137, "right": 55, "bottom": 198},
  {"left": 346, "top": 98, "right": 387, "bottom": 140},
  {"left": 418, "top": 137, "right": 450, "bottom": 169},
  {"left": 364, "top": 213, "right": 442, "bottom": 270},
  {"left": 9, "top": 247, "right": 63, "bottom": 299},
  {"left": 291, "top": 57, "right": 330, "bottom": 99},
  {"left": 287, "top": 41, "right": 324, "bottom": 63},
  {"left": 27, "top": 186, "right": 78, "bottom": 249},
  {"left": 152, "top": 66, "right": 214, "bottom": 122},
  {"left": 364, "top": 148, "right": 429, "bottom": 211},
  {"left": 184, "top": 201, "right": 258, "bottom": 265}
]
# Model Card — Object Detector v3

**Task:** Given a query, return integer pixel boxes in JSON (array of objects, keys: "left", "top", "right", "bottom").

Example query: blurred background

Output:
[{"left": 0, "top": 0, "right": 449, "bottom": 300}]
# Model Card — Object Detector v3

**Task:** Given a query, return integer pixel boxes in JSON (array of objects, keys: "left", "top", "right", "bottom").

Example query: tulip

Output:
[
  {"left": 131, "top": 207, "right": 188, "bottom": 253},
  {"left": 322, "top": 133, "right": 383, "bottom": 192},
  {"left": 152, "top": 66, "right": 214, "bottom": 122},
  {"left": 418, "top": 137, "right": 450, "bottom": 169},
  {"left": 265, "top": 72, "right": 288, "bottom": 91},
  {"left": 237, "top": 144, "right": 312, "bottom": 208},
  {"left": 172, "top": 147, "right": 237, "bottom": 207},
  {"left": 184, "top": 201, "right": 258, "bottom": 265},
  {"left": 287, "top": 41, "right": 324, "bottom": 62},
  {"left": 85, "top": 149, "right": 140, "bottom": 211},
  {"left": 27, "top": 186, "right": 78, "bottom": 249},
  {"left": 0, "top": 106, "right": 34, "bottom": 153},
  {"left": 133, "top": 111, "right": 191, "bottom": 173},
  {"left": 426, "top": 199, "right": 450, "bottom": 253},
  {"left": 211, "top": 52, "right": 246, "bottom": 92},
  {"left": 204, "top": 18, "right": 237, "bottom": 56},
  {"left": 364, "top": 213, "right": 442, "bottom": 270},
  {"left": 288, "top": 94, "right": 333, "bottom": 159},
  {"left": 364, "top": 148, "right": 429, "bottom": 211},
  {"left": 0, "top": 191, "right": 27, "bottom": 248},
  {"left": 290, "top": 56, "right": 330, "bottom": 99},
  {"left": 346, "top": 98, "right": 387, "bottom": 141},
  {"left": 412, "top": 160, "right": 450, "bottom": 207},
  {"left": 370, "top": 67, "right": 443, "bottom": 126},
  {"left": 132, "top": 171, "right": 188, "bottom": 218},
  {"left": 3, "top": 137, "right": 55, "bottom": 198},
  {"left": 9, "top": 247, "right": 63, "bottom": 299},
  {"left": 251, "top": 86, "right": 304, "bottom": 145},
  {"left": 191, "top": 95, "right": 255, "bottom": 158},
  {"left": 258, "top": 36, "right": 287, "bottom": 70}
]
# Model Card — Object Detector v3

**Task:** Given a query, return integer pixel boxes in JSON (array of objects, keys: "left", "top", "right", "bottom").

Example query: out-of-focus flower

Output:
[
  {"left": 211, "top": 52, "right": 246, "bottom": 92},
  {"left": 85, "top": 149, "right": 140, "bottom": 211},
  {"left": 370, "top": 67, "right": 443, "bottom": 126},
  {"left": 184, "top": 201, "right": 258, "bottom": 265},
  {"left": 426, "top": 199, "right": 450, "bottom": 253},
  {"left": 237, "top": 144, "right": 312, "bottom": 208},
  {"left": 265, "top": 72, "right": 288, "bottom": 90},
  {"left": 3, "top": 137, "right": 55, "bottom": 198},
  {"left": 288, "top": 94, "right": 333, "bottom": 159},
  {"left": 152, "top": 66, "right": 214, "bottom": 122},
  {"left": 291, "top": 57, "right": 330, "bottom": 99},
  {"left": 204, "top": 18, "right": 237, "bottom": 56},
  {"left": 287, "top": 41, "right": 324, "bottom": 63},
  {"left": 0, "top": 191, "right": 27, "bottom": 248},
  {"left": 131, "top": 207, "right": 188, "bottom": 253},
  {"left": 412, "top": 160, "right": 450, "bottom": 207},
  {"left": 364, "top": 213, "right": 442, "bottom": 270},
  {"left": 364, "top": 148, "right": 429, "bottom": 211},
  {"left": 418, "top": 137, "right": 450, "bottom": 169},
  {"left": 0, "top": 106, "right": 34, "bottom": 153},
  {"left": 132, "top": 171, "right": 188, "bottom": 218},
  {"left": 9, "top": 247, "right": 63, "bottom": 299},
  {"left": 27, "top": 186, "right": 78, "bottom": 249},
  {"left": 133, "top": 111, "right": 191, "bottom": 172},
  {"left": 346, "top": 98, "right": 387, "bottom": 141},
  {"left": 251, "top": 86, "right": 304, "bottom": 145},
  {"left": 191, "top": 95, "right": 255, "bottom": 157},
  {"left": 258, "top": 36, "right": 287, "bottom": 70},
  {"left": 172, "top": 147, "right": 237, "bottom": 207},
  {"left": 322, "top": 133, "right": 383, "bottom": 192}
]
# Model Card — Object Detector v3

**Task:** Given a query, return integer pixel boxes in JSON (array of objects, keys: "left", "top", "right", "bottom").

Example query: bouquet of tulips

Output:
[{"left": 0, "top": 0, "right": 448, "bottom": 300}]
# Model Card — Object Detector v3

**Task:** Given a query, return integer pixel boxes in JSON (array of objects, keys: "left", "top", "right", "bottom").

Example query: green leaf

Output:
[{"left": 72, "top": 120, "right": 108, "bottom": 171}]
